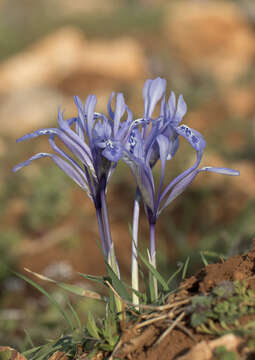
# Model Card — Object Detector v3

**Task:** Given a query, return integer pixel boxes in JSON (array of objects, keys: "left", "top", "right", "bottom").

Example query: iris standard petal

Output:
[
  {"left": 113, "top": 93, "right": 126, "bottom": 137},
  {"left": 73, "top": 96, "right": 85, "bottom": 141},
  {"left": 142, "top": 79, "right": 152, "bottom": 117},
  {"left": 147, "top": 77, "right": 167, "bottom": 118},
  {"left": 168, "top": 91, "right": 176, "bottom": 118},
  {"left": 57, "top": 110, "right": 93, "bottom": 164},
  {"left": 174, "top": 95, "right": 187, "bottom": 125},
  {"left": 85, "top": 94, "right": 97, "bottom": 145},
  {"left": 107, "top": 92, "right": 115, "bottom": 120}
]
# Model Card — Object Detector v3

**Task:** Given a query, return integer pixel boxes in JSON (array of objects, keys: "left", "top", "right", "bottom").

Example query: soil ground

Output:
[{"left": 114, "top": 239, "right": 255, "bottom": 360}]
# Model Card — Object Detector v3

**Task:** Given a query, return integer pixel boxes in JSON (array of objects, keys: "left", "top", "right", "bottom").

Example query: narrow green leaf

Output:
[
  {"left": 149, "top": 270, "right": 156, "bottom": 303},
  {"left": 23, "top": 328, "right": 34, "bottom": 348},
  {"left": 78, "top": 273, "right": 106, "bottom": 286},
  {"left": 137, "top": 250, "right": 169, "bottom": 291},
  {"left": 182, "top": 257, "right": 190, "bottom": 280},
  {"left": 24, "top": 268, "right": 103, "bottom": 300},
  {"left": 105, "top": 262, "right": 131, "bottom": 301},
  {"left": 167, "top": 263, "right": 184, "bottom": 286},
  {"left": 66, "top": 299, "right": 82, "bottom": 330},
  {"left": 22, "top": 345, "right": 43, "bottom": 357},
  {"left": 86, "top": 312, "right": 100, "bottom": 340},
  {"left": 57, "top": 282, "right": 102, "bottom": 301},
  {"left": 14, "top": 271, "right": 74, "bottom": 331},
  {"left": 200, "top": 252, "right": 208, "bottom": 266}
]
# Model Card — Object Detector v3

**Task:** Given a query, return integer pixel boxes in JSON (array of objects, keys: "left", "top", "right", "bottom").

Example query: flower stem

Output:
[
  {"left": 95, "top": 206, "right": 107, "bottom": 258},
  {"left": 131, "top": 189, "right": 140, "bottom": 306},
  {"left": 100, "top": 189, "right": 113, "bottom": 256},
  {"left": 150, "top": 222, "right": 158, "bottom": 299}
]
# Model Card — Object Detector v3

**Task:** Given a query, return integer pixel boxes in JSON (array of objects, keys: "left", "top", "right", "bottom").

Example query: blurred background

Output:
[{"left": 0, "top": 0, "right": 254, "bottom": 349}]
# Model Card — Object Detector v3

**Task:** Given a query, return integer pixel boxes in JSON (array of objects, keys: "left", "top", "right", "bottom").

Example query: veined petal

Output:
[
  {"left": 143, "top": 79, "right": 152, "bottom": 117},
  {"left": 123, "top": 150, "right": 155, "bottom": 211},
  {"left": 199, "top": 166, "right": 240, "bottom": 176},
  {"left": 102, "top": 140, "right": 123, "bottom": 162},
  {"left": 147, "top": 77, "right": 166, "bottom": 118},
  {"left": 114, "top": 93, "right": 126, "bottom": 137},
  {"left": 159, "top": 170, "right": 199, "bottom": 215},
  {"left": 174, "top": 95, "right": 187, "bottom": 125},
  {"left": 156, "top": 134, "right": 170, "bottom": 204},
  {"left": 57, "top": 110, "right": 93, "bottom": 165},
  {"left": 73, "top": 96, "right": 85, "bottom": 140},
  {"left": 107, "top": 92, "right": 115, "bottom": 120},
  {"left": 85, "top": 95, "right": 97, "bottom": 145},
  {"left": 116, "top": 107, "right": 133, "bottom": 142},
  {"left": 168, "top": 91, "right": 176, "bottom": 118},
  {"left": 13, "top": 152, "right": 89, "bottom": 192},
  {"left": 167, "top": 135, "right": 179, "bottom": 160},
  {"left": 49, "top": 134, "right": 94, "bottom": 197},
  {"left": 156, "top": 134, "right": 170, "bottom": 170},
  {"left": 177, "top": 124, "right": 206, "bottom": 152}
]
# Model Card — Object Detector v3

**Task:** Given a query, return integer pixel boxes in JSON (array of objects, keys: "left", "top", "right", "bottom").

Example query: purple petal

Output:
[
  {"left": 116, "top": 107, "right": 133, "bottom": 142},
  {"left": 114, "top": 93, "right": 126, "bottom": 137},
  {"left": 84, "top": 95, "right": 97, "bottom": 145},
  {"left": 123, "top": 151, "right": 155, "bottom": 211},
  {"left": 168, "top": 91, "right": 176, "bottom": 118},
  {"left": 143, "top": 79, "right": 152, "bottom": 117},
  {"left": 13, "top": 152, "right": 89, "bottom": 192},
  {"left": 107, "top": 92, "right": 115, "bottom": 120},
  {"left": 49, "top": 135, "right": 93, "bottom": 195},
  {"left": 177, "top": 124, "right": 206, "bottom": 152},
  {"left": 159, "top": 149, "right": 203, "bottom": 206},
  {"left": 199, "top": 166, "right": 240, "bottom": 176},
  {"left": 156, "top": 134, "right": 170, "bottom": 169},
  {"left": 167, "top": 135, "right": 179, "bottom": 160},
  {"left": 57, "top": 110, "right": 93, "bottom": 165},
  {"left": 159, "top": 170, "right": 199, "bottom": 215},
  {"left": 174, "top": 95, "right": 187, "bottom": 125},
  {"left": 102, "top": 140, "right": 123, "bottom": 162},
  {"left": 147, "top": 77, "right": 167, "bottom": 118},
  {"left": 156, "top": 134, "right": 170, "bottom": 202},
  {"left": 73, "top": 96, "right": 85, "bottom": 140}
]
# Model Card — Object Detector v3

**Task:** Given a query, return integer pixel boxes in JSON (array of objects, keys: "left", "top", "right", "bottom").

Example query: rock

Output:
[
  {"left": 165, "top": 1, "right": 255, "bottom": 85},
  {"left": 80, "top": 37, "right": 149, "bottom": 81},
  {"left": 0, "top": 347, "right": 27, "bottom": 360},
  {"left": 51, "top": 0, "right": 119, "bottom": 16},
  {"left": 0, "top": 27, "right": 86, "bottom": 94},
  {"left": 176, "top": 334, "right": 242, "bottom": 360},
  {"left": 223, "top": 86, "right": 255, "bottom": 118},
  {"left": 0, "top": 88, "right": 64, "bottom": 137},
  {"left": 0, "top": 27, "right": 148, "bottom": 96}
]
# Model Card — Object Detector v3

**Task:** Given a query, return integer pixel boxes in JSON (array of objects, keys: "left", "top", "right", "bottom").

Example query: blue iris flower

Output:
[{"left": 13, "top": 92, "right": 131, "bottom": 259}]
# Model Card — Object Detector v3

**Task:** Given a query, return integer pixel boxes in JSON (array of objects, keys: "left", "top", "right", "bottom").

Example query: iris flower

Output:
[
  {"left": 124, "top": 78, "right": 239, "bottom": 300},
  {"left": 13, "top": 92, "right": 132, "bottom": 260}
]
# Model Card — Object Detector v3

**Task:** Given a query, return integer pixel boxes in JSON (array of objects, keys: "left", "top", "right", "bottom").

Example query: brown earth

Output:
[
  {"left": 5, "top": 239, "right": 255, "bottom": 359},
  {"left": 114, "top": 239, "right": 255, "bottom": 360}
]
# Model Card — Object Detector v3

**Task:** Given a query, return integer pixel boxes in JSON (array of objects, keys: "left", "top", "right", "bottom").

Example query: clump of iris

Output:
[{"left": 13, "top": 78, "right": 239, "bottom": 305}]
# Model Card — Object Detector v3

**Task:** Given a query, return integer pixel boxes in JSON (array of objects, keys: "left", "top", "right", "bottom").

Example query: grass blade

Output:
[
  {"left": 86, "top": 312, "right": 100, "bottom": 339},
  {"left": 167, "top": 263, "right": 184, "bottom": 286},
  {"left": 200, "top": 251, "right": 208, "bottom": 266},
  {"left": 24, "top": 268, "right": 103, "bottom": 300},
  {"left": 14, "top": 271, "right": 74, "bottom": 331},
  {"left": 105, "top": 262, "right": 131, "bottom": 301},
  {"left": 137, "top": 250, "right": 169, "bottom": 291},
  {"left": 182, "top": 257, "right": 190, "bottom": 280},
  {"left": 66, "top": 298, "right": 82, "bottom": 330}
]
